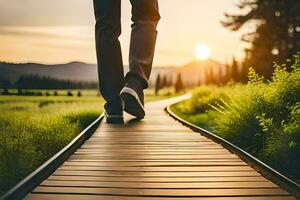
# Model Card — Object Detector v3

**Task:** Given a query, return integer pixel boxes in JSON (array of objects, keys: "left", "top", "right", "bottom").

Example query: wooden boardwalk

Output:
[{"left": 25, "top": 98, "right": 296, "bottom": 200}]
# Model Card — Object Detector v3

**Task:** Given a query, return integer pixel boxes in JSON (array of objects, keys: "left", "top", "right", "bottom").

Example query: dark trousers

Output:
[{"left": 93, "top": 0, "right": 160, "bottom": 108}]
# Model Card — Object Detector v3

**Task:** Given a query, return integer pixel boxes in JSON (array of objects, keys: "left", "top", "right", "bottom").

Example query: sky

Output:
[{"left": 0, "top": 0, "right": 246, "bottom": 67}]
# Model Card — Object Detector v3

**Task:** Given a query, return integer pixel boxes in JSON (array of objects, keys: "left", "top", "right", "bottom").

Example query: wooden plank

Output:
[
  {"left": 85, "top": 140, "right": 214, "bottom": 143},
  {"left": 89, "top": 135, "right": 205, "bottom": 138},
  {"left": 33, "top": 186, "right": 290, "bottom": 196},
  {"left": 75, "top": 149, "right": 229, "bottom": 153},
  {"left": 47, "top": 175, "right": 270, "bottom": 182},
  {"left": 53, "top": 170, "right": 261, "bottom": 177},
  {"left": 73, "top": 153, "right": 233, "bottom": 156},
  {"left": 82, "top": 144, "right": 225, "bottom": 149},
  {"left": 79, "top": 146, "right": 225, "bottom": 150},
  {"left": 81, "top": 142, "right": 221, "bottom": 146},
  {"left": 79, "top": 145, "right": 226, "bottom": 149},
  {"left": 66, "top": 159, "right": 242, "bottom": 162},
  {"left": 25, "top": 194, "right": 296, "bottom": 200},
  {"left": 73, "top": 152, "right": 233, "bottom": 156},
  {"left": 95, "top": 129, "right": 189, "bottom": 132},
  {"left": 90, "top": 136, "right": 204, "bottom": 140},
  {"left": 67, "top": 159, "right": 244, "bottom": 164},
  {"left": 63, "top": 161, "right": 247, "bottom": 167},
  {"left": 91, "top": 134, "right": 203, "bottom": 138},
  {"left": 75, "top": 152, "right": 232, "bottom": 154},
  {"left": 58, "top": 166, "right": 255, "bottom": 172},
  {"left": 83, "top": 138, "right": 218, "bottom": 142},
  {"left": 72, "top": 153, "right": 235, "bottom": 157},
  {"left": 97, "top": 126, "right": 189, "bottom": 129},
  {"left": 99, "top": 125, "right": 187, "bottom": 128},
  {"left": 41, "top": 180, "right": 279, "bottom": 189},
  {"left": 93, "top": 132, "right": 196, "bottom": 135},
  {"left": 69, "top": 155, "right": 239, "bottom": 160},
  {"left": 84, "top": 143, "right": 218, "bottom": 147},
  {"left": 92, "top": 136, "right": 203, "bottom": 138}
]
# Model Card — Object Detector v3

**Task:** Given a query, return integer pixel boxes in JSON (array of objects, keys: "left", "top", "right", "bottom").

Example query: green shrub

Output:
[
  {"left": 172, "top": 53, "right": 300, "bottom": 180},
  {"left": 215, "top": 56, "right": 300, "bottom": 178}
]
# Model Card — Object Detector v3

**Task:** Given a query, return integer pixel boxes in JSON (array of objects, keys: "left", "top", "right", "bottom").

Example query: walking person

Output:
[{"left": 93, "top": 0, "right": 160, "bottom": 123}]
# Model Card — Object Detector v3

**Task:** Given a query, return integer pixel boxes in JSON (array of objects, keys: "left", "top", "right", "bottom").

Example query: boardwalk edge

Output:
[{"left": 166, "top": 101, "right": 300, "bottom": 199}]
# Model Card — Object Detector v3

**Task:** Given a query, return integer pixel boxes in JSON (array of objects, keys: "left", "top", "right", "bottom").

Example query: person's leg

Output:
[
  {"left": 127, "top": 0, "right": 160, "bottom": 88},
  {"left": 93, "top": 0, "right": 124, "bottom": 122},
  {"left": 120, "top": 0, "right": 160, "bottom": 119}
]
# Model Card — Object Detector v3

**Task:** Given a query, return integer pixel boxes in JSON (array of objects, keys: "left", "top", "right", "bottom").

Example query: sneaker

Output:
[
  {"left": 120, "top": 81, "right": 145, "bottom": 119},
  {"left": 104, "top": 102, "right": 124, "bottom": 124}
]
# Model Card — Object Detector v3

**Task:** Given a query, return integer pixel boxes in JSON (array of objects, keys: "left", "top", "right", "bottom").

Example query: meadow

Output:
[
  {"left": 171, "top": 57, "right": 300, "bottom": 182},
  {"left": 0, "top": 91, "right": 103, "bottom": 194},
  {"left": 0, "top": 89, "right": 174, "bottom": 195}
]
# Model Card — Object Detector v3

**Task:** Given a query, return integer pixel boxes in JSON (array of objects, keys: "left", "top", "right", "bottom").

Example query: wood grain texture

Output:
[{"left": 25, "top": 98, "right": 296, "bottom": 200}]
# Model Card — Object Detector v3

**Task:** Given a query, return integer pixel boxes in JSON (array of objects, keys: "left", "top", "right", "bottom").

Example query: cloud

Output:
[{"left": 0, "top": 26, "right": 93, "bottom": 41}]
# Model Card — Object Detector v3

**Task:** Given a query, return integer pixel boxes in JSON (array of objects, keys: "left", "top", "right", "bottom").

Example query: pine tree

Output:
[
  {"left": 231, "top": 57, "right": 239, "bottom": 82},
  {"left": 224, "top": 61, "right": 231, "bottom": 84},
  {"left": 222, "top": 0, "right": 300, "bottom": 78},
  {"left": 167, "top": 76, "right": 173, "bottom": 87},
  {"left": 240, "top": 53, "right": 250, "bottom": 83},
  {"left": 217, "top": 67, "right": 223, "bottom": 85},
  {"left": 205, "top": 67, "right": 214, "bottom": 85},
  {"left": 67, "top": 91, "right": 73, "bottom": 96},
  {"left": 2, "top": 89, "right": 9, "bottom": 95},
  {"left": 155, "top": 74, "right": 161, "bottom": 95},
  {"left": 0, "top": 78, "right": 11, "bottom": 89},
  {"left": 174, "top": 73, "right": 184, "bottom": 93},
  {"left": 162, "top": 75, "right": 167, "bottom": 89}
]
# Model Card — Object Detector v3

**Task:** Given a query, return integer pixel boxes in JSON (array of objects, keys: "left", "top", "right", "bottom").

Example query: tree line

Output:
[
  {"left": 153, "top": 57, "right": 250, "bottom": 95},
  {"left": 154, "top": 73, "right": 184, "bottom": 95},
  {"left": 0, "top": 75, "right": 98, "bottom": 89}
]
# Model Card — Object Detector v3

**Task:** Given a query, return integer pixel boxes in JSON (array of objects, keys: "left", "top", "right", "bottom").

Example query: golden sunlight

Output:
[{"left": 194, "top": 44, "right": 211, "bottom": 60}]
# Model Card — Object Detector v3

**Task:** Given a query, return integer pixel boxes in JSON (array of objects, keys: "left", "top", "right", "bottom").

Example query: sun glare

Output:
[{"left": 194, "top": 44, "right": 211, "bottom": 60}]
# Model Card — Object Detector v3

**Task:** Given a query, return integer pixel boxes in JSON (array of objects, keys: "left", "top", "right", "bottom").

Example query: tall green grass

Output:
[
  {"left": 172, "top": 54, "right": 300, "bottom": 181},
  {"left": 0, "top": 95, "right": 103, "bottom": 195}
]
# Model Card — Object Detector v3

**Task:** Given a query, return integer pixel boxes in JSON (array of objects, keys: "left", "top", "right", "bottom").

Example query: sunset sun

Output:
[{"left": 194, "top": 44, "right": 211, "bottom": 60}]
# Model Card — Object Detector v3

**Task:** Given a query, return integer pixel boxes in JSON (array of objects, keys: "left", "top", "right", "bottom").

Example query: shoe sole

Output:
[
  {"left": 120, "top": 87, "right": 145, "bottom": 119},
  {"left": 105, "top": 113, "right": 124, "bottom": 124},
  {"left": 106, "top": 117, "right": 124, "bottom": 124}
]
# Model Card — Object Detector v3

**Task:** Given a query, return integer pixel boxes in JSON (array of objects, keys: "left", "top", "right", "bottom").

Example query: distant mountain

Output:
[
  {"left": 0, "top": 59, "right": 223, "bottom": 87},
  {"left": 149, "top": 59, "right": 224, "bottom": 86},
  {"left": 0, "top": 61, "right": 98, "bottom": 82}
]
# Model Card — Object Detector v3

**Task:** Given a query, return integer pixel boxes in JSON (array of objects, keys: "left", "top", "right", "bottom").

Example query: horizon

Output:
[
  {"left": 0, "top": 0, "right": 246, "bottom": 67},
  {"left": 0, "top": 57, "right": 224, "bottom": 67}
]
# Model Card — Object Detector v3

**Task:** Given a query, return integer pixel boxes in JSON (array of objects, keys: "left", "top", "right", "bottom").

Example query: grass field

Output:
[
  {"left": 0, "top": 91, "right": 103, "bottom": 195},
  {"left": 0, "top": 89, "right": 175, "bottom": 195},
  {"left": 171, "top": 59, "right": 300, "bottom": 182}
]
